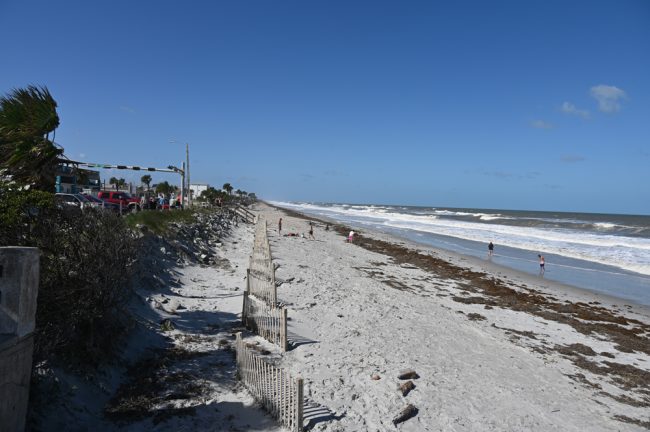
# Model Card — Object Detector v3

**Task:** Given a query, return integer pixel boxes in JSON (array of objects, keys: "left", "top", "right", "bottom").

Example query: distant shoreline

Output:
[
  {"left": 263, "top": 200, "right": 650, "bottom": 315},
  {"left": 265, "top": 200, "right": 650, "bottom": 307},
  {"left": 257, "top": 200, "right": 650, "bottom": 429}
]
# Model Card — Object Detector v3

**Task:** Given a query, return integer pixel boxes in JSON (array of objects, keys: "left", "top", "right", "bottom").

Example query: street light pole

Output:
[
  {"left": 186, "top": 143, "right": 191, "bottom": 208},
  {"left": 170, "top": 140, "right": 190, "bottom": 208}
]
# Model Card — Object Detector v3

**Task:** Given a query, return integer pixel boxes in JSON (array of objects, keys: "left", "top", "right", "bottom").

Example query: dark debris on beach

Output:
[
  {"left": 268, "top": 203, "right": 650, "bottom": 420},
  {"left": 273, "top": 203, "right": 650, "bottom": 355}
]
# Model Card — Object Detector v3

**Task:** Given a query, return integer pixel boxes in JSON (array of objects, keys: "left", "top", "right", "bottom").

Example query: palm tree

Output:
[
  {"left": 222, "top": 183, "right": 233, "bottom": 196},
  {"left": 117, "top": 178, "right": 126, "bottom": 190},
  {"left": 0, "top": 85, "right": 62, "bottom": 191},
  {"left": 200, "top": 186, "right": 219, "bottom": 203},
  {"left": 156, "top": 181, "right": 172, "bottom": 195},
  {"left": 141, "top": 174, "right": 152, "bottom": 191},
  {"left": 109, "top": 177, "right": 119, "bottom": 189}
]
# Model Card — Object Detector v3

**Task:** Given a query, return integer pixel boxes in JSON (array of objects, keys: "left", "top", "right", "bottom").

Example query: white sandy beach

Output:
[
  {"left": 34, "top": 203, "right": 650, "bottom": 431},
  {"left": 256, "top": 203, "right": 650, "bottom": 431}
]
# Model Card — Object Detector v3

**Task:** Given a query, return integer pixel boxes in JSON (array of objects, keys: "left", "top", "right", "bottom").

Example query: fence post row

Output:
[
  {"left": 243, "top": 216, "right": 285, "bottom": 350},
  {"left": 236, "top": 333, "right": 303, "bottom": 431},
  {"left": 237, "top": 217, "right": 304, "bottom": 429}
]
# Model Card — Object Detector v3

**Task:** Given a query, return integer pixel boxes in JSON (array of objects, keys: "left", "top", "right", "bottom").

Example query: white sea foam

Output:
[
  {"left": 478, "top": 214, "right": 508, "bottom": 221},
  {"left": 593, "top": 222, "right": 618, "bottom": 230},
  {"left": 271, "top": 201, "right": 650, "bottom": 276}
]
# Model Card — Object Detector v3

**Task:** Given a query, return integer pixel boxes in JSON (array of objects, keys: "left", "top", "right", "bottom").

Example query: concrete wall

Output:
[
  {"left": 0, "top": 335, "right": 34, "bottom": 432},
  {"left": 0, "top": 247, "right": 39, "bottom": 432},
  {"left": 0, "top": 248, "right": 39, "bottom": 337}
]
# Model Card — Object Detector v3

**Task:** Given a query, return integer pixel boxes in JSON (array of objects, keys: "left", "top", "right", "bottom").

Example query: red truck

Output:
[{"left": 97, "top": 191, "right": 141, "bottom": 212}]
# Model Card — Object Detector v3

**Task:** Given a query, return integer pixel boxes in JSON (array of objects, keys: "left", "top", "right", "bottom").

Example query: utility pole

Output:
[
  {"left": 186, "top": 143, "right": 191, "bottom": 208},
  {"left": 181, "top": 161, "right": 186, "bottom": 207}
]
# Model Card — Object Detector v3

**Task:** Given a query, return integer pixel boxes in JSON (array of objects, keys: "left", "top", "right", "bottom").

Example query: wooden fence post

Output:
[
  {"left": 235, "top": 332, "right": 242, "bottom": 375},
  {"left": 282, "top": 308, "right": 288, "bottom": 352},
  {"left": 296, "top": 377, "right": 303, "bottom": 432},
  {"left": 242, "top": 291, "right": 248, "bottom": 326}
]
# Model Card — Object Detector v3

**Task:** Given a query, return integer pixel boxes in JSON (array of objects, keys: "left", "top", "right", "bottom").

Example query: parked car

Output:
[
  {"left": 82, "top": 194, "right": 121, "bottom": 213},
  {"left": 54, "top": 193, "right": 97, "bottom": 211},
  {"left": 97, "top": 191, "right": 141, "bottom": 212}
]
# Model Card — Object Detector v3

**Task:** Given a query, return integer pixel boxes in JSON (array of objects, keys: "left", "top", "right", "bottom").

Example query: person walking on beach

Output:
[
  {"left": 538, "top": 254, "right": 545, "bottom": 275},
  {"left": 348, "top": 230, "right": 355, "bottom": 243},
  {"left": 308, "top": 222, "right": 315, "bottom": 240},
  {"left": 488, "top": 241, "right": 494, "bottom": 258},
  {"left": 278, "top": 218, "right": 282, "bottom": 234}
]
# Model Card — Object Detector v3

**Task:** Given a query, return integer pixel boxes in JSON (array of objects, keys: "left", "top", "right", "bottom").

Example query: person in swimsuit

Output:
[
  {"left": 538, "top": 254, "right": 545, "bottom": 275},
  {"left": 278, "top": 218, "right": 282, "bottom": 234}
]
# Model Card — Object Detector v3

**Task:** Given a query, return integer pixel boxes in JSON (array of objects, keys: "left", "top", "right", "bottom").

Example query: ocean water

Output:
[{"left": 271, "top": 201, "right": 650, "bottom": 306}]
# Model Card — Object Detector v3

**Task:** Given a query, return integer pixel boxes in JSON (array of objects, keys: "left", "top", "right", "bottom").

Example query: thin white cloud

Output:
[
  {"left": 561, "top": 102, "right": 590, "bottom": 119},
  {"left": 531, "top": 120, "right": 553, "bottom": 129},
  {"left": 481, "top": 170, "right": 540, "bottom": 180},
  {"left": 590, "top": 84, "right": 626, "bottom": 113},
  {"left": 482, "top": 170, "right": 513, "bottom": 179},
  {"left": 324, "top": 169, "right": 347, "bottom": 176},
  {"left": 561, "top": 155, "right": 586, "bottom": 163},
  {"left": 526, "top": 171, "right": 542, "bottom": 179},
  {"left": 119, "top": 105, "right": 135, "bottom": 114}
]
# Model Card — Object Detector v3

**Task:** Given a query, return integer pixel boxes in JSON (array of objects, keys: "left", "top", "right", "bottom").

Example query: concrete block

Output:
[
  {"left": 0, "top": 334, "right": 34, "bottom": 432},
  {"left": 0, "top": 248, "right": 40, "bottom": 337}
]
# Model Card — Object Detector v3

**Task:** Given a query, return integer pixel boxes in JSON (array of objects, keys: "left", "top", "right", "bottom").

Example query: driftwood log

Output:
[
  {"left": 399, "top": 380, "right": 415, "bottom": 396},
  {"left": 397, "top": 368, "right": 420, "bottom": 380},
  {"left": 392, "top": 404, "right": 418, "bottom": 425}
]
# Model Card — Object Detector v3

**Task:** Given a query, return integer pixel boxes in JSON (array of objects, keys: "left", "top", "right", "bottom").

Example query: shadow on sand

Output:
[
  {"left": 302, "top": 398, "right": 345, "bottom": 431},
  {"left": 287, "top": 331, "right": 319, "bottom": 351}
]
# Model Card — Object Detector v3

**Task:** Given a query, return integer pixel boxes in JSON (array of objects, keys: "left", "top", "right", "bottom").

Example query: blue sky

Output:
[{"left": 1, "top": 1, "right": 649, "bottom": 214}]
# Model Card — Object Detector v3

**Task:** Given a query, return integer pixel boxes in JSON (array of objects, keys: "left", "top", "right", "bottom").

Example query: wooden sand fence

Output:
[
  {"left": 246, "top": 267, "right": 277, "bottom": 307},
  {"left": 242, "top": 292, "right": 288, "bottom": 351},
  {"left": 250, "top": 218, "right": 272, "bottom": 264},
  {"left": 236, "top": 333, "right": 303, "bottom": 432},
  {"left": 242, "top": 216, "right": 286, "bottom": 349},
  {"left": 247, "top": 217, "right": 277, "bottom": 306}
]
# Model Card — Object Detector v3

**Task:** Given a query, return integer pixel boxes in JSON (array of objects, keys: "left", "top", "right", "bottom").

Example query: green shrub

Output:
[
  {"left": 0, "top": 184, "right": 137, "bottom": 365},
  {"left": 125, "top": 209, "right": 198, "bottom": 234},
  {"left": 0, "top": 183, "right": 54, "bottom": 244}
]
